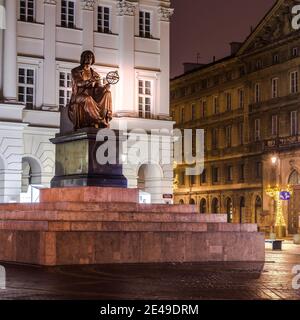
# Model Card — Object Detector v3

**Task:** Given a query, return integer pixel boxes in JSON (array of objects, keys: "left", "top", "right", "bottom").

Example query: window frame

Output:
[
  {"left": 19, "top": 0, "right": 35, "bottom": 22},
  {"left": 61, "top": 0, "right": 75, "bottom": 29},
  {"left": 139, "top": 10, "right": 152, "bottom": 38},
  {"left": 97, "top": 5, "right": 111, "bottom": 33},
  {"left": 18, "top": 66, "right": 36, "bottom": 109}
]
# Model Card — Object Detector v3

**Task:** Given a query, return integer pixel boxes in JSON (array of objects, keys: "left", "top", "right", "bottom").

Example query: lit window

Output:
[
  {"left": 59, "top": 71, "right": 72, "bottom": 108},
  {"left": 19, "top": 0, "right": 35, "bottom": 22},
  {"left": 97, "top": 6, "right": 110, "bottom": 33},
  {"left": 139, "top": 11, "right": 151, "bottom": 38},
  {"left": 18, "top": 67, "right": 35, "bottom": 109},
  {"left": 138, "top": 80, "right": 152, "bottom": 119},
  {"left": 271, "top": 78, "right": 279, "bottom": 98},
  {"left": 291, "top": 111, "right": 298, "bottom": 136},
  {"left": 61, "top": 0, "right": 75, "bottom": 28},
  {"left": 290, "top": 71, "right": 298, "bottom": 94}
]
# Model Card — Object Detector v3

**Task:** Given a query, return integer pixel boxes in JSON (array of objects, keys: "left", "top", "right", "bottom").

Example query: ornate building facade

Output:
[
  {"left": 0, "top": 0, "right": 174, "bottom": 203},
  {"left": 171, "top": 0, "right": 300, "bottom": 235}
]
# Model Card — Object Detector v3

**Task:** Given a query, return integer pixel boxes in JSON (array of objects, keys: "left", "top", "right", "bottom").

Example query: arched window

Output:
[
  {"left": 211, "top": 198, "right": 219, "bottom": 214},
  {"left": 200, "top": 198, "right": 207, "bottom": 214},
  {"left": 226, "top": 197, "right": 233, "bottom": 223},
  {"left": 255, "top": 196, "right": 262, "bottom": 224},
  {"left": 189, "top": 198, "right": 195, "bottom": 205},
  {"left": 239, "top": 197, "right": 245, "bottom": 223},
  {"left": 179, "top": 199, "right": 184, "bottom": 205}
]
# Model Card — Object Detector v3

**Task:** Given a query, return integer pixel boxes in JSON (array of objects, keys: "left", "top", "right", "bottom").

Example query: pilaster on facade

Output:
[{"left": 116, "top": 0, "right": 138, "bottom": 16}]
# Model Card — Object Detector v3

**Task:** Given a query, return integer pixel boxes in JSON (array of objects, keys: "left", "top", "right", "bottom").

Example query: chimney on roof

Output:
[{"left": 230, "top": 42, "right": 242, "bottom": 55}]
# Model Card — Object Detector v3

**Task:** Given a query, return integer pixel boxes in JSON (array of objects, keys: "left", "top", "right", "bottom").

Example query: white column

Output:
[
  {"left": 0, "top": 0, "right": 4, "bottom": 97},
  {"left": 158, "top": 7, "right": 174, "bottom": 119},
  {"left": 3, "top": 0, "right": 17, "bottom": 101},
  {"left": 43, "top": 0, "right": 57, "bottom": 110},
  {"left": 116, "top": 0, "right": 137, "bottom": 117},
  {"left": 81, "top": 0, "right": 94, "bottom": 50}
]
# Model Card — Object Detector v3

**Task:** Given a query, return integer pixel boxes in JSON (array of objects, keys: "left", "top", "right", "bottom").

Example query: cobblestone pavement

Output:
[{"left": 0, "top": 242, "right": 299, "bottom": 300}]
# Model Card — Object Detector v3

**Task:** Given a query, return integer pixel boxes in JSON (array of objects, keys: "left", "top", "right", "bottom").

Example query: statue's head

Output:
[{"left": 80, "top": 50, "right": 95, "bottom": 67}]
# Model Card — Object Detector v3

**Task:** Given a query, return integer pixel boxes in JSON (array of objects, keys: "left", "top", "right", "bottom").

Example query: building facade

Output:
[
  {"left": 0, "top": 0, "right": 174, "bottom": 203},
  {"left": 171, "top": 0, "right": 300, "bottom": 235}
]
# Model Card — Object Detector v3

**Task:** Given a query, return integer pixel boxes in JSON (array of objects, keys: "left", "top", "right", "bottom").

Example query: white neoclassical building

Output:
[{"left": 0, "top": 0, "right": 174, "bottom": 203}]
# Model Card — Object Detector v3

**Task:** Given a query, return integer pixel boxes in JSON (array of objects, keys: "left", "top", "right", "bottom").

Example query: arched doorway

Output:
[
  {"left": 226, "top": 197, "right": 233, "bottom": 223},
  {"left": 211, "top": 198, "right": 219, "bottom": 214},
  {"left": 239, "top": 197, "right": 245, "bottom": 223},
  {"left": 288, "top": 170, "right": 300, "bottom": 234},
  {"left": 189, "top": 198, "right": 195, "bottom": 205},
  {"left": 200, "top": 198, "right": 207, "bottom": 214},
  {"left": 21, "top": 157, "right": 42, "bottom": 203},
  {"left": 255, "top": 196, "right": 262, "bottom": 224},
  {"left": 179, "top": 199, "right": 184, "bottom": 205},
  {"left": 137, "top": 164, "right": 162, "bottom": 204}
]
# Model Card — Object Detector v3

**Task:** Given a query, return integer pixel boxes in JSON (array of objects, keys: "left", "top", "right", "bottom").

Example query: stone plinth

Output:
[
  {"left": 0, "top": 187, "right": 265, "bottom": 266},
  {"left": 50, "top": 129, "right": 127, "bottom": 188}
]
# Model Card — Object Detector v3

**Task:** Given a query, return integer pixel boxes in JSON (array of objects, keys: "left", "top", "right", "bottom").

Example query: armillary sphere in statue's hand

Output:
[{"left": 106, "top": 71, "right": 120, "bottom": 85}]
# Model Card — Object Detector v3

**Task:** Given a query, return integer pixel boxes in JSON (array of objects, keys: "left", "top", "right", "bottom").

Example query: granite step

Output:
[
  {"left": 0, "top": 210, "right": 227, "bottom": 223},
  {"left": 0, "top": 219, "right": 258, "bottom": 232}
]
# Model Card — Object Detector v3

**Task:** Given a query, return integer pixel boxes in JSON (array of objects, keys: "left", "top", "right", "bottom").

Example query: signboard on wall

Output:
[{"left": 280, "top": 191, "right": 291, "bottom": 201}]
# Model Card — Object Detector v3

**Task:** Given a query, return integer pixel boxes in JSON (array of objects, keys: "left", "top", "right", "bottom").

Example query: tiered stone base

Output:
[{"left": 0, "top": 187, "right": 265, "bottom": 266}]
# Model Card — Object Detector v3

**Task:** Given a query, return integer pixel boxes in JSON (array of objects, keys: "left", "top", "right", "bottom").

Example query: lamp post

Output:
[{"left": 266, "top": 155, "right": 292, "bottom": 238}]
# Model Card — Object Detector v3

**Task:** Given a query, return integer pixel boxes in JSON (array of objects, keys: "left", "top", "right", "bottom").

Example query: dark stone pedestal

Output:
[{"left": 50, "top": 128, "right": 127, "bottom": 188}]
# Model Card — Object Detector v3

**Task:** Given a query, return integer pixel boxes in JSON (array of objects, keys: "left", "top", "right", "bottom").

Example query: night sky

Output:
[{"left": 170, "top": 0, "right": 277, "bottom": 78}]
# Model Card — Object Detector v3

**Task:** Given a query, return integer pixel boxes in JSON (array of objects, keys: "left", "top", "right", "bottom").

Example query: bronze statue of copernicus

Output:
[{"left": 68, "top": 50, "right": 113, "bottom": 130}]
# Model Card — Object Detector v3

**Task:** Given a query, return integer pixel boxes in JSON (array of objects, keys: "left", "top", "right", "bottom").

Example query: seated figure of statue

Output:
[{"left": 68, "top": 50, "right": 112, "bottom": 130}]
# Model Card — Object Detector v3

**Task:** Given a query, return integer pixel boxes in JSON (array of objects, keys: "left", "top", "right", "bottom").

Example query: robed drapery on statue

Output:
[{"left": 67, "top": 50, "right": 119, "bottom": 130}]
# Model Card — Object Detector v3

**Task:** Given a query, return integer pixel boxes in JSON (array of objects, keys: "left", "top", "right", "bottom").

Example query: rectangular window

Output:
[
  {"left": 238, "top": 89, "right": 244, "bottom": 109},
  {"left": 18, "top": 67, "right": 35, "bottom": 109},
  {"left": 20, "top": 0, "right": 35, "bottom": 22},
  {"left": 255, "top": 162, "right": 262, "bottom": 179},
  {"left": 212, "top": 128, "right": 218, "bottom": 149},
  {"left": 212, "top": 167, "right": 219, "bottom": 183},
  {"left": 239, "top": 164, "right": 245, "bottom": 181},
  {"left": 190, "top": 175, "right": 196, "bottom": 186},
  {"left": 213, "top": 96, "right": 219, "bottom": 114},
  {"left": 138, "top": 80, "right": 152, "bottom": 119},
  {"left": 202, "top": 101, "right": 207, "bottom": 118},
  {"left": 254, "top": 83, "right": 260, "bottom": 103},
  {"left": 225, "top": 126, "right": 232, "bottom": 148},
  {"left": 292, "top": 47, "right": 299, "bottom": 57},
  {"left": 179, "top": 172, "right": 185, "bottom": 186},
  {"left": 291, "top": 111, "right": 298, "bottom": 136},
  {"left": 271, "top": 78, "right": 279, "bottom": 98},
  {"left": 227, "top": 166, "right": 233, "bottom": 182},
  {"left": 272, "top": 54, "right": 279, "bottom": 64},
  {"left": 139, "top": 11, "right": 151, "bottom": 38},
  {"left": 239, "top": 122, "right": 244, "bottom": 145},
  {"left": 226, "top": 92, "right": 231, "bottom": 111},
  {"left": 61, "top": 0, "right": 75, "bottom": 28},
  {"left": 200, "top": 169, "right": 206, "bottom": 184},
  {"left": 254, "top": 119, "right": 261, "bottom": 141},
  {"left": 291, "top": 71, "right": 299, "bottom": 94},
  {"left": 271, "top": 115, "right": 278, "bottom": 136},
  {"left": 180, "top": 108, "right": 185, "bottom": 123},
  {"left": 191, "top": 104, "right": 196, "bottom": 120},
  {"left": 59, "top": 71, "right": 72, "bottom": 108},
  {"left": 97, "top": 6, "right": 110, "bottom": 33}
]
